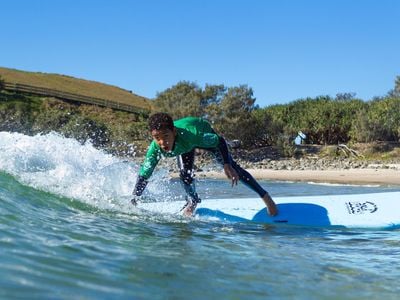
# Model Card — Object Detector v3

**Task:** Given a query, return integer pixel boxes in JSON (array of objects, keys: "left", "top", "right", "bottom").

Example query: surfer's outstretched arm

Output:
[{"left": 131, "top": 175, "right": 148, "bottom": 205}]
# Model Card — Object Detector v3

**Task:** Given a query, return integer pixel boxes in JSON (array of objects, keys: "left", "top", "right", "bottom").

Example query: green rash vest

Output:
[{"left": 139, "top": 117, "right": 220, "bottom": 179}]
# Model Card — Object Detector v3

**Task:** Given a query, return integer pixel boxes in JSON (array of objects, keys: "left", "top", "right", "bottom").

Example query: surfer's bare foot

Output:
[
  {"left": 182, "top": 202, "right": 197, "bottom": 217},
  {"left": 263, "top": 194, "right": 278, "bottom": 216}
]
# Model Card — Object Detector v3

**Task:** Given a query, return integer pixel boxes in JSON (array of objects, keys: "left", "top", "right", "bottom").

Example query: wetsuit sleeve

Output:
[
  {"left": 133, "top": 175, "right": 148, "bottom": 196},
  {"left": 218, "top": 136, "right": 232, "bottom": 165},
  {"left": 133, "top": 142, "right": 162, "bottom": 196},
  {"left": 139, "top": 141, "right": 161, "bottom": 179}
]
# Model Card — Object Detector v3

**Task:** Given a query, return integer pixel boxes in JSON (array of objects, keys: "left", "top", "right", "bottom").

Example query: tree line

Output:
[
  {"left": 154, "top": 78, "right": 400, "bottom": 148},
  {"left": 1, "top": 73, "right": 399, "bottom": 152}
]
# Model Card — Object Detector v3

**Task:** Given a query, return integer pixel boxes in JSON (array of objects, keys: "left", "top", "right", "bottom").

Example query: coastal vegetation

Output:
[
  {"left": 154, "top": 80, "right": 400, "bottom": 148},
  {"left": 0, "top": 68, "right": 399, "bottom": 162},
  {"left": 0, "top": 67, "right": 152, "bottom": 111},
  {"left": 0, "top": 89, "right": 149, "bottom": 156}
]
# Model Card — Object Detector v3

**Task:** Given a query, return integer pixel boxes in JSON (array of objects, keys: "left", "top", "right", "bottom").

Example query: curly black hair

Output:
[{"left": 148, "top": 112, "right": 174, "bottom": 131}]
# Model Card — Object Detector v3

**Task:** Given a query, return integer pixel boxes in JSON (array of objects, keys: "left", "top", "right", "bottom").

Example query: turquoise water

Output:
[{"left": 1, "top": 132, "right": 400, "bottom": 299}]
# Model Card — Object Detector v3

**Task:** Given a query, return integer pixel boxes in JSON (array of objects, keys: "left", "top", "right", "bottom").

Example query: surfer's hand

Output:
[
  {"left": 131, "top": 196, "right": 140, "bottom": 206},
  {"left": 223, "top": 164, "right": 239, "bottom": 186}
]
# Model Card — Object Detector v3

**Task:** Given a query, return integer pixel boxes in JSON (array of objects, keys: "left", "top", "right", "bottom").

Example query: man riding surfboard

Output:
[{"left": 131, "top": 112, "right": 278, "bottom": 217}]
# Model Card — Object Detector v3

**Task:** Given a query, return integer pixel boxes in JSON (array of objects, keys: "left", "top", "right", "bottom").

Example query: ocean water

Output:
[{"left": 1, "top": 131, "right": 400, "bottom": 300}]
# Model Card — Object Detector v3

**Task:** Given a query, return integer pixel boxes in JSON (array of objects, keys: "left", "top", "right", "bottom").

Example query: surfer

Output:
[{"left": 131, "top": 112, "right": 278, "bottom": 217}]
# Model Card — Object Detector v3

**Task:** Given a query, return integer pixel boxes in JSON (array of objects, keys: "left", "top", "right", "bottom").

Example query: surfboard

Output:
[{"left": 139, "top": 191, "right": 400, "bottom": 229}]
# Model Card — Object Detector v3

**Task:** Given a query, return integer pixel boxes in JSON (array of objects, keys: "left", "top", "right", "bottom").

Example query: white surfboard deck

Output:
[{"left": 139, "top": 191, "right": 400, "bottom": 229}]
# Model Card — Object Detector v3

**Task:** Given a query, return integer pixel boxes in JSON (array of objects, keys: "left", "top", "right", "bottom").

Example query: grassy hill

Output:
[{"left": 0, "top": 66, "right": 153, "bottom": 111}]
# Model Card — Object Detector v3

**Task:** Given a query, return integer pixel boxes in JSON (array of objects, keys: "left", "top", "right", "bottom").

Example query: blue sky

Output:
[{"left": 1, "top": 0, "right": 399, "bottom": 107}]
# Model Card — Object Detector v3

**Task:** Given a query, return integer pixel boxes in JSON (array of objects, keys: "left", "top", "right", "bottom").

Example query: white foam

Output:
[
  {"left": 306, "top": 181, "right": 381, "bottom": 188},
  {"left": 0, "top": 131, "right": 163, "bottom": 211}
]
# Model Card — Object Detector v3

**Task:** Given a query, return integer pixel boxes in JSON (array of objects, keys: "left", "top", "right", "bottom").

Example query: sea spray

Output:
[{"left": 0, "top": 131, "right": 173, "bottom": 211}]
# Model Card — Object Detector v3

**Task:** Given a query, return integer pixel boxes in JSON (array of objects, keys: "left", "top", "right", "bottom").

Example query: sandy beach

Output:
[{"left": 194, "top": 168, "right": 400, "bottom": 185}]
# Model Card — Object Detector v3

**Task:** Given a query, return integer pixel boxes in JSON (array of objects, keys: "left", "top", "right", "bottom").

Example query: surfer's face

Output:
[{"left": 151, "top": 128, "right": 176, "bottom": 152}]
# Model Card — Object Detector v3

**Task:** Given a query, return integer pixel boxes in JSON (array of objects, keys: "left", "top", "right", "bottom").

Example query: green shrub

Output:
[{"left": 0, "top": 75, "right": 4, "bottom": 91}]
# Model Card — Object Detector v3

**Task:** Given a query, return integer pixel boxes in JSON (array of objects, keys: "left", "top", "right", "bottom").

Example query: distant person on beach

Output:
[{"left": 131, "top": 112, "right": 278, "bottom": 217}]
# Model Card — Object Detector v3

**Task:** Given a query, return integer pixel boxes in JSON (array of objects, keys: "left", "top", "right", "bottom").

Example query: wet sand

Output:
[{"left": 194, "top": 168, "right": 400, "bottom": 185}]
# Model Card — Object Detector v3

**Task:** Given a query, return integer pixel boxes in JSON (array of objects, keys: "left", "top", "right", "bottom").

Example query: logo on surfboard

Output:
[{"left": 345, "top": 201, "right": 378, "bottom": 215}]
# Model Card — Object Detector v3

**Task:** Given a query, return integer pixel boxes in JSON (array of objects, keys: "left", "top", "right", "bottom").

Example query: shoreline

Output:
[{"left": 191, "top": 168, "right": 400, "bottom": 186}]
